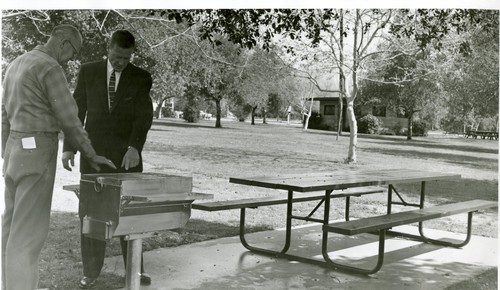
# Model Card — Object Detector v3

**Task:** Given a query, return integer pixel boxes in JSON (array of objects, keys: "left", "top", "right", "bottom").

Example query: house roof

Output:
[{"left": 307, "top": 97, "right": 341, "bottom": 101}]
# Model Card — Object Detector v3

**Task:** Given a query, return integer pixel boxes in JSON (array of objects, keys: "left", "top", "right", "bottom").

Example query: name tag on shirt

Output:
[{"left": 22, "top": 137, "right": 36, "bottom": 149}]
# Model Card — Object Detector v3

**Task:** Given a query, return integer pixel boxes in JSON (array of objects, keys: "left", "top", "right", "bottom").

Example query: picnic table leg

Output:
[
  {"left": 419, "top": 181, "right": 426, "bottom": 208},
  {"left": 239, "top": 190, "right": 294, "bottom": 254},
  {"left": 125, "top": 237, "right": 142, "bottom": 290},
  {"left": 413, "top": 182, "right": 473, "bottom": 248},
  {"left": 344, "top": 196, "right": 351, "bottom": 221},
  {"left": 322, "top": 228, "right": 386, "bottom": 275},
  {"left": 282, "top": 189, "right": 294, "bottom": 253},
  {"left": 386, "top": 182, "right": 429, "bottom": 239},
  {"left": 387, "top": 184, "right": 393, "bottom": 214},
  {"left": 417, "top": 181, "right": 429, "bottom": 237},
  {"left": 321, "top": 189, "right": 388, "bottom": 274},
  {"left": 419, "top": 212, "right": 474, "bottom": 247}
]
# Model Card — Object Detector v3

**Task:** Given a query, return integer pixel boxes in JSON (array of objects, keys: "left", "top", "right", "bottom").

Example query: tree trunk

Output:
[
  {"left": 287, "top": 105, "right": 292, "bottom": 125},
  {"left": 303, "top": 97, "right": 314, "bottom": 131},
  {"left": 215, "top": 99, "right": 222, "bottom": 128},
  {"left": 303, "top": 113, "right": 310, "bottom": 130},
  {"left": 346, "top": 96, "right": 357, "bottom": 163},
  {"left": 407, "top": 113, "right": 413, "bottom": 140},
  {"left": 154, "top": 100, "right": 164, "bottom": 119},
  {"left": 251, "top": 106, "right": 257, "bottom": 125},
  {"left": 337, "top": 9, "right": 344, "bottom": 140},
  {"left": 345, "top": 9, "right": 360, "bottom": 164},
  {"left": 337, "top": 96, "right": 343, "bottom": 138}
]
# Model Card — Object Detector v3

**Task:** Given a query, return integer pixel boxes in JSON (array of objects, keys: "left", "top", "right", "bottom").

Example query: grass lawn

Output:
[{"left": 40, "top": 118, "right": 498, "bottom": 289}]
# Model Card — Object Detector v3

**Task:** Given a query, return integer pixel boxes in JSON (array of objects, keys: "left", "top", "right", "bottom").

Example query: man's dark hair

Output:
[{"left": 110, "top": 30, "right": 135, "bottom": 49}]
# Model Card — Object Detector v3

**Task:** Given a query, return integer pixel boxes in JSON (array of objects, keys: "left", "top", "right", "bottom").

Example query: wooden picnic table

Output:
[{"left": 228, "top": 169, "right": 478, "bottom": 273}]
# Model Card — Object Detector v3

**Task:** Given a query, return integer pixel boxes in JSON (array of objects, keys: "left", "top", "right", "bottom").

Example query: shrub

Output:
[
  {"left": 412, "top": 120, "right": 429, "bottom": 136},
  {"left": 231, "top": 104, "right": 252, "bottom": 122},
  {"left": 154, "top": 106, "right": 174, "bottom": 119},
  {"left": 183, "top": 92, "right": 202, "bottom": 123},
  {"left": 392, "top": 121, "right": 404, "bottom": 135},
  {"left": 358, "top": 114, "right": 382, "bottom": 134},
  {"left": 379, "top": 128, "right": 394, "bottom": 135},
  {"left": 441, "top": 117, "right": 464, "bottom": 134},
  {"left": 183, "top": 106, "right": 200, "bottom": 122},
  {"left": 161, "top": 106, "right": 174, "bottom": 118},
  {"left": 305, "top": 111, "right": 322, "bottom": 129},
  {"left": 477, "top": 117, "right": 498, "bottom": 131}
]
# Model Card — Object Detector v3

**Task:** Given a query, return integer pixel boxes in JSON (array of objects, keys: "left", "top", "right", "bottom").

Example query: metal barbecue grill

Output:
[{"left": 64, "top": 172, "right": 212, "bottom": 290}]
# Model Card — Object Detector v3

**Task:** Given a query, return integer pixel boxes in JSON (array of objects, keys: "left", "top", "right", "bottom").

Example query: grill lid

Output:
[{"left": 81, "top": 172, "right": 193, "bottom": 201}]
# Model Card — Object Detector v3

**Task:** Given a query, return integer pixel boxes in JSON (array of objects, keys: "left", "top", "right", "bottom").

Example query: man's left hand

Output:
[{"left": 122, "top": 146, "right": 140, "bottom": 170}]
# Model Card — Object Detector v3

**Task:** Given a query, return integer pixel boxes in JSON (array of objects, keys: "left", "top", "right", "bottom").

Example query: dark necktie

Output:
[{"left": 108, "top": 70, "right": 116, "bottom": 112}]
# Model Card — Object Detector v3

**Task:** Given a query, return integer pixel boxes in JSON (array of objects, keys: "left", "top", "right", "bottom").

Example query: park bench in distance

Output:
[
  {"left": 465, "top": 130, "right": 499, "bottom": 140},
  {"left": 322, "top": 199, "right": 497, "bottom": 274}
]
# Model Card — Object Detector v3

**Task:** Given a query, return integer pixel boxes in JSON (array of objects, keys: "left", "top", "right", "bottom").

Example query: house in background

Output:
[
  {"left": 308, "top": 95, "right": 349, "bottom": 131},
  {"left": 308, "top": 96, "right": 408, "bottom": 132},
  {"left": 356, "top": 104, "right": 409, "bottom": 130},
  {"left": 304, "top": 74, "right": 407, "bottom": 132}
]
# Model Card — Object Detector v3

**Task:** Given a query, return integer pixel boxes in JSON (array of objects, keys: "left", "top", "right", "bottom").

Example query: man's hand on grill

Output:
[
  {"left": 89, "top": 155, "right": 117, "bottom": 172},
  {"left": 62, "top": 151, "right": 75, "bottom": 171},
  {"left": 122, "top": 146, "right": 139, "bottom": 170}
]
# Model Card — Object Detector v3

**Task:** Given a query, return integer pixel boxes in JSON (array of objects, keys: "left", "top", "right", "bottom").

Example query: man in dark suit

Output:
[{"left": 62, "top": 30, "right": 153, "bottom": 289}]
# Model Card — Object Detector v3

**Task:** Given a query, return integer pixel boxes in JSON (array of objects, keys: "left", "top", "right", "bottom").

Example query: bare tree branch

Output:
[{"left": 1, "top": 10, "right": 50, "bottom": 21}]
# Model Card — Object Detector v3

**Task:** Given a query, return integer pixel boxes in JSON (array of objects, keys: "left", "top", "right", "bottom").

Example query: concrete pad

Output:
[{"left": 103, "top": 224, "right": 497, "bottom": 290}]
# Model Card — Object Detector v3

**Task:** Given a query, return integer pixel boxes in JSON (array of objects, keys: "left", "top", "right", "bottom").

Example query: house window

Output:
[
  {"left": 324, "top": 105, "right": 336, "bottom": 115},
  {"left": 372, "top": 106, "right": 386, "bottom": 117}
]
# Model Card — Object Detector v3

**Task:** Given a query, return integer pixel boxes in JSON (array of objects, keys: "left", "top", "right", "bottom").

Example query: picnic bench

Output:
[
  {"left": 323, "top": 199, "right": 497, "bottom": 274},
  {"left": 193, "top": 186, "right": 384, "bottom": 253},
  {"left": 193, "top": 169, "right": 497, "bottom": 275}
]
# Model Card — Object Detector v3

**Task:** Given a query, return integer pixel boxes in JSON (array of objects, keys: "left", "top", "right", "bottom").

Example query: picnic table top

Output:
[{"left": 229, "top": 169, "right": 460, "bottom": 192}]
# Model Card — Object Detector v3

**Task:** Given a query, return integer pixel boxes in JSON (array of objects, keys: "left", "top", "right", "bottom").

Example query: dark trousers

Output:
[
  {"left": 79, "top": 187, "right": 145, "bottom": 278},
  {"left": 80, "top": 228, "right": 145, "bottom": 278}
]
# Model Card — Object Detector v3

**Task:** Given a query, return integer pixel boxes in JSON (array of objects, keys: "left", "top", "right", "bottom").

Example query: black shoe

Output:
[
  {"left": 140, "top": 273, "right": 151, "bottom": 285},
  {"left": 79, "top": 276, "right": 97, "bottom": 289}
]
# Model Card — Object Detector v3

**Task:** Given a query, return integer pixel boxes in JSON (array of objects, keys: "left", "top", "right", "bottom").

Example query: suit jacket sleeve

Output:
[
  {"left": 63, "top": 65, "right": 88, "bottom": 153},
  {"left": 129, "top": 70, "right": 153, "bottom": 152}
]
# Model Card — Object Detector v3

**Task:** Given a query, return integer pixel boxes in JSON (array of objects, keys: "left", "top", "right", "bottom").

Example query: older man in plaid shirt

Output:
[{"left": 1, "top": 24, "right": 116, "bottom": 290}]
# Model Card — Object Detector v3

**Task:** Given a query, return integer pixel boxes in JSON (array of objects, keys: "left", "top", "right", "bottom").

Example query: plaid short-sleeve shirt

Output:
[{"left": 2, "top": 45, "right": 96, "bottom": 159}]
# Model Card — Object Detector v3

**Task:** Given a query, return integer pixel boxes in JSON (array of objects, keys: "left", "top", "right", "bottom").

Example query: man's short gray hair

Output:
[{"left": 51, "top": 24, "right": 82, "bottom": 47}]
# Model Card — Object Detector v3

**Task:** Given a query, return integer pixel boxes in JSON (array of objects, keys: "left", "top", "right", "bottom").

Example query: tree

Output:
[
  {"left": 438, "top": 11, "right": 499, "bottom": 132},
  {"left": 237, "top": 47, "right": 292, "bottom": 125},
  {"left": 291, "top": 9, "right": 394, "bottom": 161},
  {"left": 359, "top": 38, "right": 443, "bottom": 140},
  {"left": 139, "top": 23, "right": 199, "bottom": 119},
  {"left": 2, "top": 10, "right": 120, "bottom": 84},
  {"left": 228, "top": 51, "right": 266, "bottom": 125}
]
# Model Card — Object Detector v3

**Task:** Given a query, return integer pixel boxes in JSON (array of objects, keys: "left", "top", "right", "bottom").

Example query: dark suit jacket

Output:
[{"left": 63, "top": 60, "right": 153, "bottom": 174}]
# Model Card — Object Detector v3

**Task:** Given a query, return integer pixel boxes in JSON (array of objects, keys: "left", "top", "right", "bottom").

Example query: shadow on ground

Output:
[{"left": 361, "top": 147, "right": 498, "bottom": 171}]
